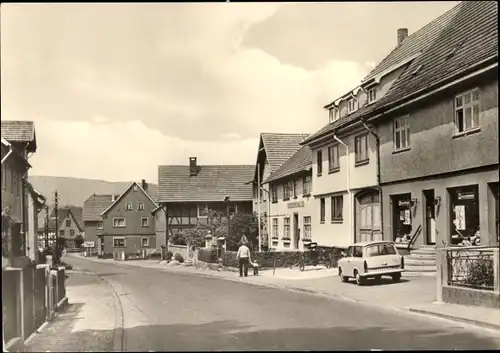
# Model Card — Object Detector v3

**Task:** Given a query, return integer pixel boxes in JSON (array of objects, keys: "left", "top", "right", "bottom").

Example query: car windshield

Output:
[{"left": 366, "top": 244, "right": 397, "bottom": 257}]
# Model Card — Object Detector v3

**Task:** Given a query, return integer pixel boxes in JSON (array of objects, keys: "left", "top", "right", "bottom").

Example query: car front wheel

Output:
[
  {"left": 392, "top": 273, "right": 401, "bottom": 283},
  {"left": 339, "top": 267, "right": 349, "bottom": 282},
  {"left": 355, "top": 271, "right": 365, "bottom": 286}
]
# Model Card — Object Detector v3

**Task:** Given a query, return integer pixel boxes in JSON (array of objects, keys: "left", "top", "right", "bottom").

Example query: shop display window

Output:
[
  {"left": 448, "top": 185, "right": 480, "bottom": 246},
  {"left": 392, "top": 193, "right": 412, "bottom": 243}
]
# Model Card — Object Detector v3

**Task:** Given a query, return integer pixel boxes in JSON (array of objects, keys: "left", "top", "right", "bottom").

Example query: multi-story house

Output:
[
  {"left": 52, "top": 206, "right": 84, "bottom": 249},
  {"left": 263, "top": 145, "right": 313, "bottom": 251},
  {"left": 99, "top": 180, "right": 158, "bottom": 256},
  {"left": 249, "top": 133, "right": 310, "bottom": 250},
  {"left": 1, "top": 121, "right": 37, "bottom": 266},
  {"left": 301, "top": 2, "right": 465, "bottom": 248},
  {"left": 83, "top": 194, "right": 115, "bottom": 254},
  {"left": 156, "top": 157, "right": 253, "bottom": 250}
]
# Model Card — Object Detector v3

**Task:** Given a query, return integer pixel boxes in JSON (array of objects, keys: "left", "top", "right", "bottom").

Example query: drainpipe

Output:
[
  {"left": 361, "top": 120, "right": 384, "bottom": 239},
  {"left": 332, "top": 134, "right": 353, "bottom": 244},
  {"left": 1, "top": 149, "right": 13, "bottom": 164},
  {"left": 257, "top": 163, "right": 261, "bottom": 252}
]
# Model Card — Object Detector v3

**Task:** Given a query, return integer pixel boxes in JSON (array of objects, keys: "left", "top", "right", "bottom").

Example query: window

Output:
[
  {"left": 320, "top": 198, "right": 325, "bottom": 223},
  {"left": 59, "top": 230, "right": 64, "bottom": 236},
  {"left": 353, "top": 246, "right": 363, "bottom": 258},
  {"left": 113, "top": 217, "right": 126, "bottom": 228},
  {"left": 303, "top": 216, "right": 312, "bottom": 240},
  {"left": 355, "top": 134, "right": 369, "bottom": 163},
  {"left": 328, "top": 108, "right": 339, "bottom": 123},
  {"left": 70, "top": 229, "right": 75, "bottom": 237},
  {"left": 455, "top": 89, "right": 480, "bottom": 133},
  {"left": 283, "top": 217, "right": 290, "bottom": 239},
  {"left": 272, "top": 218, "right": 279, "bottom": 238},
  {"left": 293, "top": 179, "right": 301, "bottom": 198},
  {"left": 394, "top": 116, "right": 411, "bottom": 151},
  {"left": 198, "top": 204, "right": 209, "bottom": 218},
  {"left": 126, "top": 202, "right": 133, "bottom": 211},
  {"left": 138, "top": 202, "right": 145, "bottom": 211},
  {"left": 133, "top": 185, "right": 138, "bottom": 191},
  {"left": 288, "top": 181, "right": 294, "bottom": 198},
  {"left": 113, "top": 237, "right": 126, "bottom": 248},
  {"left": 141, "top": 237, "right": 149, "bottom": 247},
  {"left": 328, "top": 145, "right": 340, "bottom": 171},
  {"left": 141, "top": 217, "right": 149, "bottom": 227},
  {"left": 97, "top": 222, "right": 103, "bottom": 230},
  {"left": 283, "top": 182, "right": 290, "bottom": 200},
  {"left": 348, "top": 98, "right": 357, "bottom": 113},
  {"left": 303, "top": 176, "right": 311, "bottom": 195},
  {"left": 366, "top": 244, "right": 397, "bottom": 257},
  {"left": 317, "top": 150, "right": 323, "bottom": 175},
  {"left": 331, "top": 195, "right": 343, "bottom": 222},
  {"left": 66, "top": 219, "right": 71, "bottom": 227},
  {"left": 228, "top": 204, "right": 238, "bottom": 216},
  {"left": 368, "top": 88, "right": 377, "bottom": 103},
  {"left": 271, "top": 184, "right": 278, "bottom": 202}
]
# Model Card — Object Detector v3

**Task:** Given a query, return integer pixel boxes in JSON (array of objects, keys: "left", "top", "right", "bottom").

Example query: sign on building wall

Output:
[
  {"left": 403, "top": 210, "right": 411, "bottom": 225},
  {"left": 458, "top": 192, "right": 475, "bottom": 200},
  {"left": 454, "top": 205, "right": 466, "bottom": 230},
  {"left": 288, "top": 201, "right": 304, "bottom": 209}
]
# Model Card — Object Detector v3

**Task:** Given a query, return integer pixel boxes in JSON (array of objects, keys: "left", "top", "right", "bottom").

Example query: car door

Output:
[
  {"left": 351, "top": 246, "right": 364, "bottom": 273},
  {"left": 342, "top": 246, "right": 354, "bottom": 274}
]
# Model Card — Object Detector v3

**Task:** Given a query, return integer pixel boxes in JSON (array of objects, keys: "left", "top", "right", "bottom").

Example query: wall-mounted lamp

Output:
[
  {"left": 410, "top": 198, "right": 418, "bottom": 207},
  {"left": 434, "top": 196, "right": 442, "bottom": 207}
]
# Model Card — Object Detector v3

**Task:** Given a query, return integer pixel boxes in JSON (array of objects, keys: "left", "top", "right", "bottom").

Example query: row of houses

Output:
[{"left": 81, "top": 1, "right": 498, "bottom": 258}]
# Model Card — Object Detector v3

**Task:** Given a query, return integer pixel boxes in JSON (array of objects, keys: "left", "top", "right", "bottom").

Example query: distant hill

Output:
[{"left": 28, "top": 175, "right": 158, "bottom": 208}]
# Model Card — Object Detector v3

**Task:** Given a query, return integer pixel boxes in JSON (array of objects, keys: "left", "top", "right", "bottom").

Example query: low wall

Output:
[{"left": 442, "top": 285, "right": 500, "bottom": 309}]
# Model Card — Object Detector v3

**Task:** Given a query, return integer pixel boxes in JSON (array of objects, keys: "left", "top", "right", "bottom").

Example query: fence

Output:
[
  {"left": 2, "top": 263, "right": 67, "bottom": 351},
  {"left": 437, "top": 246, "right": 499, "bottom": 309}
]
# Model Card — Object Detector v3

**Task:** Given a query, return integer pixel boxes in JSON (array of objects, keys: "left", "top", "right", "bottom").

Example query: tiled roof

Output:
[
  {"left": 1, "top": 120, "right": 37, "bottom": 152},
  {"left": 158, "top": 165, "right": 254, "bottom": 202},
  {"left": 83, "top": 194, "right": 114, "bottom": 222},
  {"left": 302, "top": 1, "right": 467, "bottom": 145},
  {"left": 264, "top": 145, "right": 312, "bottom": 184},
  {"left": 256, "top": 133, "right": 310, "bottom": 180},
  {"left": 69, "top": 206, "right": 84, "bottom": 231}
]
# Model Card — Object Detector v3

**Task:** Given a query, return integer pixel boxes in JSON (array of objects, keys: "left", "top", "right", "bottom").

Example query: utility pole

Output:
[
  {"left": 53, "top": 191, "right": 59, "bottom": 266},
  {"left": 44, "top": 206, "right": 49, "bottom": 248}
]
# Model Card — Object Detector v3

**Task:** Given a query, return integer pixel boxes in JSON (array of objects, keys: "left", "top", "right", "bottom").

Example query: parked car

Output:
[{"left": 338, "top": 241, "right": 405, "bottom": 286}]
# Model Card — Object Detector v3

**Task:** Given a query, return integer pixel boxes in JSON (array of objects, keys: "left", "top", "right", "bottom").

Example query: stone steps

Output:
[{"left": 404, "top": 246, "right": 437, "bottom": 276}]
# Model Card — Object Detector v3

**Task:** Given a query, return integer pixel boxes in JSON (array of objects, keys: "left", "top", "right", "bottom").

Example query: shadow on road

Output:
[{"left": 343, "top": 277, "right": 411, "bottom": 287}]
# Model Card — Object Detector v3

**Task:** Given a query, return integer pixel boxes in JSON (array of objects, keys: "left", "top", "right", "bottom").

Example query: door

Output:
[
  {"left": 343, "top": 246, "right": 354, "bottom": 274},
  {"left": 357, "top": 191, "right": 381, "bottom": 243},
  {"left": 293, "top": 213, "right": 300, "bottom": 249},
  {"left": 424, "top": 190, "right": 436, "bottom": 245}
]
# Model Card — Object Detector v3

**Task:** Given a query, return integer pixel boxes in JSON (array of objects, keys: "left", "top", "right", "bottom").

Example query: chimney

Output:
[
  {"left": 141, "top": 179, "right": 148, "bottom": 192},
  {"left": 397, "top": 28, "right": 408, "bottom": 47},
  {"left": 189, "top": 157, "right": 198, "bottom": 176}
]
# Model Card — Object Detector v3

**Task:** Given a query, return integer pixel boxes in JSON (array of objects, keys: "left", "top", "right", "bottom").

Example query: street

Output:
[{"left": 61, "top": 257, "right": 500, "bottom": 351}]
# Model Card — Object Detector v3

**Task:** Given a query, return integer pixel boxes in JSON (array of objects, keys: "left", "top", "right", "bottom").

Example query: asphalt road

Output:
[{"left": 65, "top": 257, "right": 500, "bottom": 351}]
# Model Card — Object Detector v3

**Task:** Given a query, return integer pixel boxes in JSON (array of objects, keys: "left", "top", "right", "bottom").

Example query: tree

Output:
[{"left": 75, "top": 234, "right": 84, "bottom": 249}]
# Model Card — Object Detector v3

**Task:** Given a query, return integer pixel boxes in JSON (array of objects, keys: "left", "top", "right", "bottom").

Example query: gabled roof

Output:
[
  {"left": 264, "top": 145, "right": 312, "bottom": 184},
  {"left": 0, "top": 120, "right": 37, "bottom": 152},
  {"left": 302, "top": 1, "right": 466, "bottom": 146},
  {"left": 158, "top": 165, "right": 254, "bottom": 203},
  {"left": 83, "top": 194, "right": 114, "bottom": 222},
  {"left": 49, "top": 206, "right": 83, "bottom": 231},
  {"left": 100, "top": 181, "right": 158, "bottom": 216},
  {"left": 253, "top": 133, "right": 310, "bottom": 182}
]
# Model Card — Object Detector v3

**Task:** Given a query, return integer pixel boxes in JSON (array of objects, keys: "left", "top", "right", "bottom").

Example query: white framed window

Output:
[
  {"left": 59, "top": 230, "right": 64, "bottom": 236},
  {"left": 133, "top": 184, "right": 138, "bottom": 191},
  {"left": 271, "top": 184, "right": 278, "bottom": 202},
  {"left": 272, "top": 218, "right": 279, "bottom": 238},
  {"left": 317, "top": 150, "right": 323, "bottom": 175},
  {"left": 348, "top": 98, "right": 357, "bottom": 113},
  {"left": 197, "top": 204, "right": 209, "bottom": 218},
  {"left": 126, "top": 202, "right": 133, "bottom": 211},
  {"left": 141, "top": 217, "right": 149, "bottom": 227},
  {"left": 328, "top": 144, "right": 339, "bottom": 171},
  {"left": 283, "top": 217, "right": 290, "bottom": 239},
  {"left": 70, "top": 229, "right": 75, "bottom": 237},
  {"left": 368, "top": 88, "right": 377, "bottom": 103},
  {"left": 328, "top": 108, "right": 339, "bottom": 123},
  {"left": 303, "top": 176, "right": 311, "bottom": 195},
  {"left": 97, "top": 222, "right": 103, "bottom": 230},
  {"left": 394, "top": 115, "right": 411, "bottom": 151},
  {"left": 303, "top": 216, "right": 312, "bottom": 240},
  {"left": 355, "top": 134, "right": 369, "bottom": 163},
  {"left": 141, "top": 237, "right": 149, "bottom": 247},
  {"left": 455, "top": 89, "right": 480, "bottom": 134},
  {"left": 66, "top": 219, "right": 71, "bottom": 227},
  {"left": 113, "top": 237, "right": 126, "bottom": 248},
  {"left": 293, "top": 179, "right": 301, "bottom": 198},
  {"left": 113, "top": 217, "right": 126, "bottom": 228},
  {"left": 138, "top": 202, "right": 145, "bottom": 211},
  {"left": 283, "top": 182, "right": 290, "bottom": 200},
  {"left": 331, "top": 195, "right": 343, "bottom": 222}
]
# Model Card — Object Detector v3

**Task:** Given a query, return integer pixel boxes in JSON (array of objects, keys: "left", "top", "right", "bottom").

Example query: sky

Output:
[{"left": 1, "top": 2, "right": 459, "bottom": 183}]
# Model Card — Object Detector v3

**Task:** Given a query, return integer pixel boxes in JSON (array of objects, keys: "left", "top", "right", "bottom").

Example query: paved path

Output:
[{"left": 56, "top": 256, "right": 500, "bottom": 351}]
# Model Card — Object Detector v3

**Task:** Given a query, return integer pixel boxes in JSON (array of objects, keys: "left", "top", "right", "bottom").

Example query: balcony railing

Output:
[{"left": 446, "top": 247, "right": 495, "bottom": 291}]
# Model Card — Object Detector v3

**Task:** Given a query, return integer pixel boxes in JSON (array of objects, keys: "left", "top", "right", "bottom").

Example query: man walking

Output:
[{"left": 236, "top": 238, "right": 251, "bottom": 277}]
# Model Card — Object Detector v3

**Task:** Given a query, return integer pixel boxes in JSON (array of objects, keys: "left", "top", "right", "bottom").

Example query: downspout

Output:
[
  {"left": 1, "top": 149, "right": 13, "bottom": 164},
  {"left": 332, "top": 134, "right": 353, "bottom": 244},
  {"left": 361, "top": 120, "right": 384, "bottom": 240},
  {"left": 257, "top": 163, "right": 261, "bottom": 252}
]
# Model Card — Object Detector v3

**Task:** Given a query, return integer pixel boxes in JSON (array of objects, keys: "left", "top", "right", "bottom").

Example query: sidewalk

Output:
[
  {"left": 24, "top": 271, "right": 120, "bottom": 352},
  {"left": 70, "top": 254, "right": 500, "bottom": 331}
]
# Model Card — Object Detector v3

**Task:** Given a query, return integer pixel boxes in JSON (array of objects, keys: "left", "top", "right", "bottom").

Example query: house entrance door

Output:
[
  {"left": 424, "top": 190, "right": 436, "bottom": 245},
  {"left": 356, "top": 190, "right": 381, "bottom": 243}
]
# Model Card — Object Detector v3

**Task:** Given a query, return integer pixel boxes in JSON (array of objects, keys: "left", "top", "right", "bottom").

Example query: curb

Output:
[
  {"left": 408, "top": 308, "right": 500, "bottom": 332},
  {"left": 100, "top": 276, "right": 124, "bottom": 352}
]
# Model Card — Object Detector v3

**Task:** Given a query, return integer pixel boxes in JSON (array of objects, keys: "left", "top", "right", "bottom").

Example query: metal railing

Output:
[{"left": 446, "top": 247, "right": 494, "bottom": 291}]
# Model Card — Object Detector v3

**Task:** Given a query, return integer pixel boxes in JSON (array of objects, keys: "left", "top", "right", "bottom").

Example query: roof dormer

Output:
[
  {"left": 347, "top": 97, "right": 358, "bottom": 114},
  {"left": 328, "top": 107, "right": 340, "bottom": 123}
]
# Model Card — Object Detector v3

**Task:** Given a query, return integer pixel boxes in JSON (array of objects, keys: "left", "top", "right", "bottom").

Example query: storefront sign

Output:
[
  {"left": 458, "top": 192, "right": 475, "bottom": 200},
  {"left": 454, "top": 205, "right": 466, "bottom": 230},
  {"left": 398, "top": 200, "right": 411, "bottom": 207},
  {"left": 83, "top": 241, "right": 95, "bottom": 248},
  {"left": 288, "top": 201, "right": 304, "bottom": 209},
  {"left": 403, "top": 210, "right": 411, "bottom": 225}
]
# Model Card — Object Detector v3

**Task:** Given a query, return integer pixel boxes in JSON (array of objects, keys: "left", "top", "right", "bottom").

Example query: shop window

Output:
[
  {"left": 448, "top": 185, "right": 480, "bottom": 246},
  {"left": 392, "top": 193, "right": 413, "bottom": 243}
]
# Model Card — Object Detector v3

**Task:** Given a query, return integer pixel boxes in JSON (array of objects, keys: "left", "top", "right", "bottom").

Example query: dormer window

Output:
[
  {"left": 348, "top": 99, "right": 357, "bottom": 113},
  {"left": 368, "top": 88, "right": 377, "bottom": 104},
  {"left": 328, "top": 108, "right": 339, "bottom": 123}
]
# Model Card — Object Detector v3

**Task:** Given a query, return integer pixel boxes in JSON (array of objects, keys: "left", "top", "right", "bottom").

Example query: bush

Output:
[
  {"left": 467, "top": 258, "right": 494, "bottom": 288},
  {"left": 166, "top": 250, "right": 173, "bottom": 261},
  {"left": 173, "top": 253, "right": 184, "bottom": 263},
  {"left": 198, "top": 247, "right": 217, "bottom": 263}
]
